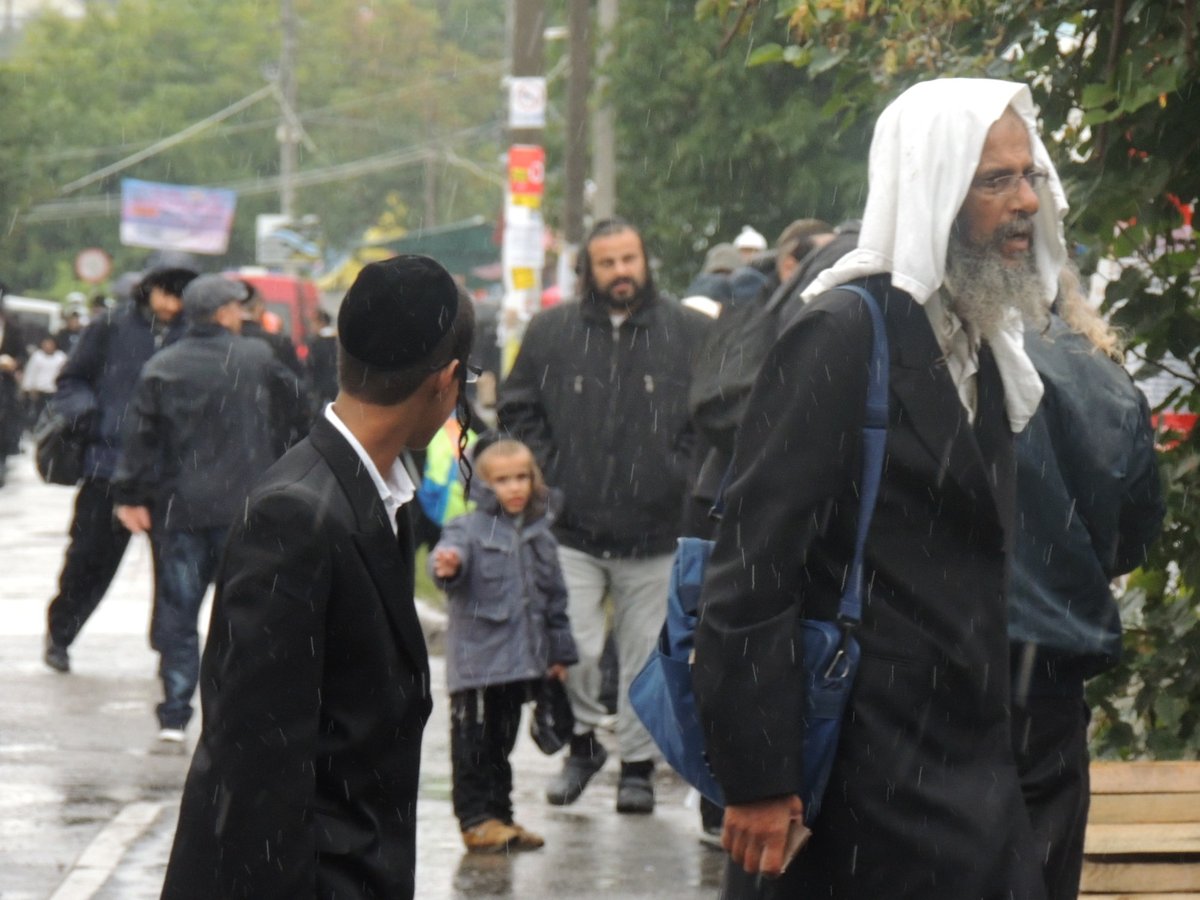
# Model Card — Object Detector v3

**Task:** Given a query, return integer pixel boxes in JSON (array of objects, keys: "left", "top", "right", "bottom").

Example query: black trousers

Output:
[
  {"left": 1011, "top": 675, "right": 1091, "bottom": 900},
  {"left": 450, "top": 681, "right": 534, "bottom": 830},
  {"left": 46, "top": 479, "right": 134, "bottom": 647}
]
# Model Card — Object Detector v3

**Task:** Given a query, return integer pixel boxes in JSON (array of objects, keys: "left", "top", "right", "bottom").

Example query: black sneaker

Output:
[
  {"left": 616, "top": 773, "right": 655, "bottom": 814},
  {"left": 546, "top": 741, "right": 608, "bottom": 806},
  {"left": 44, "top": 635, "right": 70, "bottom": 673}
]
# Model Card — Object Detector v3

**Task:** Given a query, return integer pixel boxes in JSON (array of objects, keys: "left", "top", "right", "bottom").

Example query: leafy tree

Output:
[
  {"left": 702, "top": 0, "right": 1200, "bottom": 757},
  {"left": 602, "top": 0, "right": 874, "bottom": 290},
  {"left": 0, "top": 0, "right": 506, "bottom": 294}
]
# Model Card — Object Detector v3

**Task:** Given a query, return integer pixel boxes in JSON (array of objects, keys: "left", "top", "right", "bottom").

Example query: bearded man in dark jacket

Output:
[
  {"left": 43, "top": 267, "right": 193, "bottom": 673},
  {"left": 499, "top": 217, "right": 708, "bottom": 814}
]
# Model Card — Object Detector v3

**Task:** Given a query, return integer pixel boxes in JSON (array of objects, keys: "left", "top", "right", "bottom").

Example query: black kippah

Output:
[{"left": 337, "top": 255, "right": 459, "bottom": 371}]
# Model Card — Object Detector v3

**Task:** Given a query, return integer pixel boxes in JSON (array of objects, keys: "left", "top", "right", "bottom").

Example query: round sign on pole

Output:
[{"left": 75, "top": 248, "right": 113, "bottom": 284}]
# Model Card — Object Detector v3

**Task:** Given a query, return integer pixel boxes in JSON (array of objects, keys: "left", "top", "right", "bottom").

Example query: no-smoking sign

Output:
[
  {"left": 75, "top": 247, "right": 112, "bottom": 284},
  {"left": 509, "top": 77, "right": 547, "bottom": 129}
]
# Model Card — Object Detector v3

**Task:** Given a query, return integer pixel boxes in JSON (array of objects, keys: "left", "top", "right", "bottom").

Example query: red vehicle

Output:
[{"left": 225, "top": 268, "right": 321, "bottom": 360}]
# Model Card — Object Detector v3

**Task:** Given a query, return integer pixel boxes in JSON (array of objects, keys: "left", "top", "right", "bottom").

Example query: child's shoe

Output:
[
  {"left": 461, "top": 818, "right": 518, "bottom": 853},
  {"left": 509, "top": 821, "right": 545, "bottom": 850}
]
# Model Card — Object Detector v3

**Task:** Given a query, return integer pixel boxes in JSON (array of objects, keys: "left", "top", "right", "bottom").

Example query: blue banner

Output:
[{"left": 120, "top": 178, "right": 237, "bottom": 255}]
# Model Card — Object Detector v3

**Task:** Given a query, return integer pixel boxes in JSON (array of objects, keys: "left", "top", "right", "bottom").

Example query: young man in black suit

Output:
[
  {"left": 161, "top": 256, "right": 474, "bottom": 900},
  {"left": 695, "top": 79, "right": 1070, "bottom": 899}
]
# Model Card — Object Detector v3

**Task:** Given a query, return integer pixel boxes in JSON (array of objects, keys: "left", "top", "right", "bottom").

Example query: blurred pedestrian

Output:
[
  {"left": 113, "top": 275, "right": 303, "bottom": 740},
  {"left": 161, "top": 256, "right": 474, "bottom": 900},
  {"left": 499, "top": 217, "right": 708, "bottom": 815},
  {"left": 20, "top": 335, "right": 66, "bottom": 424},
  {"left": 431, "top": 438, "right": 577, "bottom": 853},
  {"left": 54, "top": 309, "right": 86, "bottom": 356},
  {"left": 0, "top": 284, "right": 27, "bottom": 488},
  {"left": 42, "top": 267, "right": 192, "bottom": 673},
  {"left": 1009, "top": 266, "right": 1164, "bottom": 900},
  {"left": 696, "top": 78, "right": 1071, "bottom": 898},
  {"left": 304, "top": 308, "right": 339, "bottom": 408}
]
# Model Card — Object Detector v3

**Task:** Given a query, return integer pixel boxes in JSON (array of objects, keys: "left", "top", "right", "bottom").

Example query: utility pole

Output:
[
  {"left": 500, "top": 0, "right": 547, "bottom": 373},
  {"left": 279, "top": 0, "right": 298, "bottom": 220},
  {"left": 592, "top": 0, "right": 618, "bottom": 219},
  {"left": 561, "top": 0, "right": 590, "bottom": 299}
]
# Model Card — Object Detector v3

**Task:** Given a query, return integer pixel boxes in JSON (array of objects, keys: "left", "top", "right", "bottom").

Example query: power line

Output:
[{"left": 22, "top": 123, "right": 505, "bottom": 224}]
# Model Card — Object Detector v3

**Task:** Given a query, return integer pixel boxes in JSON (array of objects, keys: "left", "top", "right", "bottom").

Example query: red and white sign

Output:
[
  {"left": 74, "top": 247, "right": 112, "bottom": 284},
  {"left": 508, "top": 145, "right": 546, "bottom": 203}
]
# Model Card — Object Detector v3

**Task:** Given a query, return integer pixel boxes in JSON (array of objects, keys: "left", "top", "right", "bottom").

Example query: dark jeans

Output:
[
  {"left": 46, "top": 479, "right": 135, "bottom": 648},
  {"left": 450, "top": 681, "right": 535, "bottom": 830},
  {"left": 1011, "top": 665, "right": 1091, "bottom": 900},
  {"left": 152, "top": 526, "right": 227, "bottom": 729}
]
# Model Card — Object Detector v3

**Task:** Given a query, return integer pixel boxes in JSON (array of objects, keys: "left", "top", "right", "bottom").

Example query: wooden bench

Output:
[{"left": 1081, "top": 761, "right": 1200, "bottom": 898}]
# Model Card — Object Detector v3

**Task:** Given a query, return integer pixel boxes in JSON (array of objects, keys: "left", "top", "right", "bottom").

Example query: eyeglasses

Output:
[
  {"left": 971, "top": 169, "right": 1048, "bottom": 196},
  {"left": 427, "top": 358, "right": 481, "bottom": 384}
]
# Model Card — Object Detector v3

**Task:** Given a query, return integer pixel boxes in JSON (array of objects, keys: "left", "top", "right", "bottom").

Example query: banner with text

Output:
[{"left": 120, "top": 178, "right": 238, "bottom": 255}]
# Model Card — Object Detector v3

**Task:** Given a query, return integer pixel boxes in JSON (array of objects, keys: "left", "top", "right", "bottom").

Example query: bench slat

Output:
[
  {"left": 1090, "top": 793, "right": 1200, "bottom": 824},
  {"left": 1085, "top": 823, "right": 1200, "bottom": 855},
  {"left": 1091, "top": 762, "right": 1200, "bottom": 794},
  {"left": 1081, "top": 860, "right": 1200, "bottom": 892}
]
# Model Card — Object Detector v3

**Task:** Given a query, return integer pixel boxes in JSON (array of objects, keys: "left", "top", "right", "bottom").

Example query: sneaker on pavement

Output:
[
  {"left": 158, "top": 727, "right": 186, "bottom": 743},
  {"left": 509, "top": 821, "right": 545, "bottom": 851},
  {"left": 616, "top": 773, "right": 655, "bottom": 814},
  {"left": 545, "top": 741, "right": 608, "bottom": 806},
  {"left": 43, "top": 636, "right": 70, "bottom": 673},
  {"left": 461, "top": 818, "right": 519, "bottom": 854}
]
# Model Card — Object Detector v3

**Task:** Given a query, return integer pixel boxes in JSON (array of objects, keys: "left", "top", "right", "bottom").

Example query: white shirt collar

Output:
[{"left": 324, "top": 403, "right": 415, "bottom": 535}]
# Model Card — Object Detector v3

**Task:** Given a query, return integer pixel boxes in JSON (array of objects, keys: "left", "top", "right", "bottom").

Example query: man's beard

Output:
[
  {"left": 592, "top": 275, "right": 655, "bottom": 311},
  {"left": 943, "top": 220, "right": 1048, "bottom": 340}
]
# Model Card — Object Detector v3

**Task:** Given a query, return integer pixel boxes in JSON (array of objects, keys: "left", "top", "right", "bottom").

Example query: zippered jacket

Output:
[
  {"left": 432, "top": 489, "right": 578, "bottom": 693},
  {"left": 498, "top": 293, "right": 707, "bottom": 558}
]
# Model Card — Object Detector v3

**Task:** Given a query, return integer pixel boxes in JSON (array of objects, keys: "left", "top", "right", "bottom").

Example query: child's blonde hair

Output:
[{"left": 474, "top": 439, "right": 548, "bottom": 502}]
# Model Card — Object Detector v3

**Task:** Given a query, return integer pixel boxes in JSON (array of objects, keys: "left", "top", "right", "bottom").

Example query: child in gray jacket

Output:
[{"left": 431, "top": 438, "right": 578, "bottom": 853}]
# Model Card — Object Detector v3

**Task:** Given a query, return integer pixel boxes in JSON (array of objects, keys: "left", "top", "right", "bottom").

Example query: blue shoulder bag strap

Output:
[
  {"left": 835, "top": 283, "right": 889, "bottom": 630},
  {"left": 709, "top": 282, "right": 889, "bottom": 616}
]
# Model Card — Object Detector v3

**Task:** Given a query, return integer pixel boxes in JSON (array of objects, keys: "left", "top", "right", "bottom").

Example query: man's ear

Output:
[{"left": 433, "top": 359, "right": 460, "bottom": 395}]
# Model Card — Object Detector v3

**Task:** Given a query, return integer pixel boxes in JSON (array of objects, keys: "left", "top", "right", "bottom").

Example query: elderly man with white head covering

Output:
[{"left": 693, "top": 79, "right": 1066, "bottom": 899}]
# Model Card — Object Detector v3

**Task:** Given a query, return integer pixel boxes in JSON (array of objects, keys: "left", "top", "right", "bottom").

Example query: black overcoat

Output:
[
  {"left": 694, "top": 278, "right": 1044, "bottom": 899},
  {"left": 161, "top": 416, "right": 432, "bottom": 900}
]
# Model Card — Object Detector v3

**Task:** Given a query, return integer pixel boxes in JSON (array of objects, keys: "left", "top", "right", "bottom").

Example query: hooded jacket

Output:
[
  {"left": 432, "top": 487, "right": 578, "bottom": 693},
  {"left": 53, "top": 300, "right": 185, "bottom": 481},
  {"left": 498, "top": 292, "right": 707, "bottom": 557}
]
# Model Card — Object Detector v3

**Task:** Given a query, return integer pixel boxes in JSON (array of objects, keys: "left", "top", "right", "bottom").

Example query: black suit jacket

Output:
[
  {"left": 161, "top": 416, "right": 432, "bottom": 900},
  {"left": 695, "top": 278, "right": 1043, "bottom": 899}
]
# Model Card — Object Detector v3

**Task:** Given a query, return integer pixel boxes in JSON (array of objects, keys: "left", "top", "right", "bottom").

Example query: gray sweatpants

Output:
[{"left": 557, "top": 545, "right": 672, "bottom": 763}]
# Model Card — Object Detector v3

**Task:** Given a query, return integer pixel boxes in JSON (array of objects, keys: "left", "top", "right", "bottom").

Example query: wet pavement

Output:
[{"left": 0, "top": 451, "right": 725, "bottom": 898}]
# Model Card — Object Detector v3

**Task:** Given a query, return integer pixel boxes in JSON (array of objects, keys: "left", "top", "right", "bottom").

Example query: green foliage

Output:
[
  {"left": 0, "top": 0, "right": 505, "bottom": 294},
  {"left": 604, "top": 0, "right": 874, "bottom": 289},
  {"left": 701, "top": 0, "right": 1200, "bottom": 758}
]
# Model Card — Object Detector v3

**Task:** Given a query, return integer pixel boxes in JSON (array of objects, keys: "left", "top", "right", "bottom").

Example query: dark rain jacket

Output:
[
  {"left": 498, "top": 293, "right": 708, "bottom": 558},
  {"left": 161, "top": 416, "right": 432, "bottom": 900},
  {"left": 1009, "top": 315, "right": 1164, "bottom": 677},
  {"left": 695, "top": 278, "right": 1044, "bottom": 899},
  {"left": 112, "top": 323, "right": 302, "bottom": 531},
  {"left": 53, "top": 301, "right": 184, "bottom": 481},
  {"left": 432, "top": 488, "right": 577, "bottom": 693}
]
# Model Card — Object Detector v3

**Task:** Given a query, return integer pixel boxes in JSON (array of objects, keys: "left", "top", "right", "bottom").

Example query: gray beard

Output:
[{"left": 943, "top": 223, "right": 1048, "bottom": 340}]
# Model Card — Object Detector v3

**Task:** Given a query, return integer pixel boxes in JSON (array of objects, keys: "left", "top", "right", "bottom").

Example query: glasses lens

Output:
[{"left": 464, "top": 364, "right": 481, "bottom": 384}]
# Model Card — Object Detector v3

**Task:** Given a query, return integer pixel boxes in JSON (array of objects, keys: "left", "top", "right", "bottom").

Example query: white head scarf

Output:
[{"left": 802, "top": 78, "right": 1069, "bottom": 431}]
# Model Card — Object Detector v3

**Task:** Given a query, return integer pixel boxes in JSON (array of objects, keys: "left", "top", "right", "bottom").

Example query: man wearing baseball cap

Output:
[
  {"left": 114, "top": 274, "right": 304, "bottom": 745},
  {"left": 161, "top": 256, "right": 474, "bottom": 900}
]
